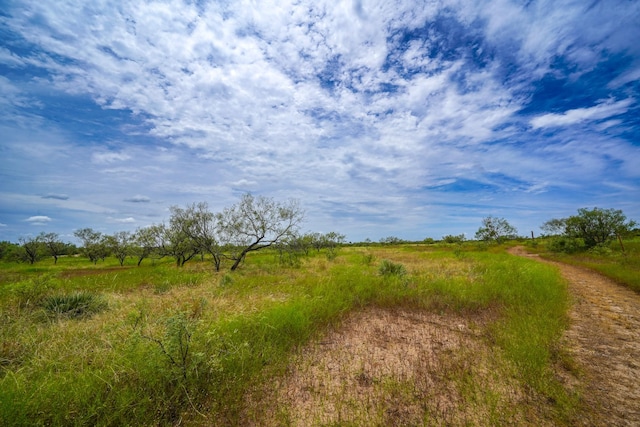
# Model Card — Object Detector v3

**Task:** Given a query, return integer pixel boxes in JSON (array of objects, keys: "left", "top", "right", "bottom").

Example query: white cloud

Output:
[
  {"left": 25, "top": 216, "right": 52, "bottom": 225},
  {"left": 91, "top": 151, "right": 132, "bottom": 164},
  {"left": 109, "top": 217, "right": 136, "bottom": 224},
  {"left": 0, "top": 76, "right": 32, "bottom": 109},
  {"left": 530, "top": 99, "right": 633, "bottom": 129},
  {"left": 0, "top": 47, "right": 27, "bottom": 67}
]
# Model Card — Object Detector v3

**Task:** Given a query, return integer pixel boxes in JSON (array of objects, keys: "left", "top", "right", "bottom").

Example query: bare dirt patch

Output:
[
  {"left": 508, "top": 246, "right": 640, "bottom": 426},
  {"left": 242, "top": 307, "right": 551, "bottom": 426}
]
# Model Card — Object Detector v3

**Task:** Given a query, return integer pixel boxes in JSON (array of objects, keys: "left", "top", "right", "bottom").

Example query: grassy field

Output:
[{"left": 1, "top": 244, "right": 579, "bottom": 425}]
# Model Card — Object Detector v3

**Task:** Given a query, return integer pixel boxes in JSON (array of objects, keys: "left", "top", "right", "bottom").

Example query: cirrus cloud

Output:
[{"left": 530, "top": 98, "right": 634, "bottom": 129}]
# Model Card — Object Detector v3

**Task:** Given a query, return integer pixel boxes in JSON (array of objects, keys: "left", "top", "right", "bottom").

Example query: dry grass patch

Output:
[{"left": 242, "top": 306, "right": 549, "bottom": 426}]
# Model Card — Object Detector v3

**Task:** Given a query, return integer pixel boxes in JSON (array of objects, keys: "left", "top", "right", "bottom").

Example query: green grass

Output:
[{"left": 0, "top": 246, "right": 577, "bottom": 425}]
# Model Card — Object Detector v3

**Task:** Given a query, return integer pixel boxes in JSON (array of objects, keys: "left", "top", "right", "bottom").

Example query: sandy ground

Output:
[
  {"left": 508, "top": 246, "right": 640, "bottom": 426},
  {"left": 242, "top": 307, "right": 527, "bottom": 426}
]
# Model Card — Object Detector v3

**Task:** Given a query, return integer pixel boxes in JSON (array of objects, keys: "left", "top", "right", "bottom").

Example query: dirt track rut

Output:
[{"left": 508, "top": 247, "right": 640, "bottom": 426}]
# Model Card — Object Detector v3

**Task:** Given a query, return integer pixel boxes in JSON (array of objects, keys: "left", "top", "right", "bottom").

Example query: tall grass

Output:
[
  {"left": 0, "top": 247, "right": 575, "bottom": 425},
  {"left": 477, "top": 254, "right": 574, "bottom": 414}
]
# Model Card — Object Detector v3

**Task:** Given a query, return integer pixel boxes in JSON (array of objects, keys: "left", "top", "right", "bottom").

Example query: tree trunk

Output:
[
  {"left": 230, "top": 254, "right": 244, "bottom": 271},
  {"left": 212, "top": 254, "right": 221, "bottom": 272}
]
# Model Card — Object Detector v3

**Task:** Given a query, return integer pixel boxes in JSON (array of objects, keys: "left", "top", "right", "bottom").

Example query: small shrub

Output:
[
  {"left": 442, "top": 234, "right": 465, "bottom": 244},
  {"left": 361, "top": 252, "right": 376, "bottom": 266},
  {"left": 325, "top": 247, "right": 339, "bottom": 261},
  {"left": 547, "top": 237, "right": 586, "bottom": 254},
  {"left": 378, "top": 259, "right": 407, "bottom": 277},
  {"left": 41, "top": 291, "right": 107, "bottom": 318},
  {"left": 10, "top": 274, "right": 55, "bottom": 308},
  {"left": 588, "top": 244, "right": 613, "bottom": 256},
  {"left": 279, "top": 252, "right": 302, "bottom": 268},
  {"left": 137, "top": 311, "right": 198, "bottom": 382}
]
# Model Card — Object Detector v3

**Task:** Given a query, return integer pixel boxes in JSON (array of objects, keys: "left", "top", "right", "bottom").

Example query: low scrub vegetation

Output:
[
  {"left": 0, "top": 243, "right": 581, "bottom": 425},
  {"left": 378, "top": 259, "right": 407, "bottom": 277}
]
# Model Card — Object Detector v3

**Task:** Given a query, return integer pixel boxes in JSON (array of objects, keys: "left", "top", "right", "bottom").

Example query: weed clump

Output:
[
  {"left": 9, "top": 274, "right": 55, "bottom": 308},
  {"left": 361, "top": 252, "right": 376, "bottom": 266},
  {"left": 219, "top": 273, "right": 234, "bottom": 287},
  {"left": 378, "top": 259, "right": 407, "bottom": 277},
  {"left": 41, "top": 291, "right": 107, "bottom": 318}
]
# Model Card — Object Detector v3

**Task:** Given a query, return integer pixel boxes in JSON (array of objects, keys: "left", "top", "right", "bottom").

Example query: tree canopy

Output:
[
  {"left": 217, "top": 194, "right": 304, "bottom": 270},
  {"left": 542, "top": 207, "right": 636, "bottom": 249},
  {"left": 475, "top": 216, "right": 517, "bottom": 243}
]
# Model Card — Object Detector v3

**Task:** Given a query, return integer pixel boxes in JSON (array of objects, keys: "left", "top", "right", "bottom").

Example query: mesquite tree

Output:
[
  {"left": 543, "top": 207, "right": 636, "bottom": 249},
  {"left": 74, "top": 228, "right": 107, "bottom": 264},
  {"left": 38, "top": 232, "right": 66, "bottom": 264},
  {"left": 475, "top": 216, "right": 517, "bottom": 243},
  {"left": 18, "top": 236, "right": 42, "bottom": 264},
  {"left": 149, "top": 222, "right": 200, "bottom": 267},
  {"left": 217, "top": 194, "right": 304, "bottom": 271},
  {"left": 106, "top": 231, "right": 133, "bottom": 266},
  {"left": 169, "top": 202, "right": 223, "bottom": 271}
]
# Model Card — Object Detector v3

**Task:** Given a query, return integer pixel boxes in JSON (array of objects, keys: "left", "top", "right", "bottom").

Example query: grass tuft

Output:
[
  {"left": 41, "top": 291, "right": 107, "bottom": 319},
  {"left": 378, "top": 259, "right": 407, "bottom": 277}
]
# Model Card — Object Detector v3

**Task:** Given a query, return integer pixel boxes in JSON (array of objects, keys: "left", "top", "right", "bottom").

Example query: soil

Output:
[
  {"left": 242, "top": 307, "right": 526, "bottom": 426},
  {"left": 508, "top": 246, "right": 640, "bottom": 426}
]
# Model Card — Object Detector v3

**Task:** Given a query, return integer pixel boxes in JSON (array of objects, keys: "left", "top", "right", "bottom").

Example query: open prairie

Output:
[{"left": 1, "top": 242, "right": 638, "bottom": 426}]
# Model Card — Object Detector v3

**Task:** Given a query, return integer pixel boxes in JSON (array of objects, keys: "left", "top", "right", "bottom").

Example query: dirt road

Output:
[{"left": 508, "top": 247, "right": 640, "bottom": 426}]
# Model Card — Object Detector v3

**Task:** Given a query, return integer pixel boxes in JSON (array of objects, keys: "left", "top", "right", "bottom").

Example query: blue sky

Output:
[{"left": 1, "top": 0, "right": 639, "bottom": 243}]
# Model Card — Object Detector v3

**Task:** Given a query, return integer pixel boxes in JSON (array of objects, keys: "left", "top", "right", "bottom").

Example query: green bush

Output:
[
  {"left": 588, "top": 244, "right": 613, "bottom": 256},
  {"left": 8, "top": 274, "right": 55, "bottom": 308},
  {"left": 547, "top": 237, "right": 586, "bottom": 254},
  {"left": 442, "top": 234, "right": 465, "bottom": 244},
  {"left": 378, "top": 259, "right": 406, "bottom": 277}
]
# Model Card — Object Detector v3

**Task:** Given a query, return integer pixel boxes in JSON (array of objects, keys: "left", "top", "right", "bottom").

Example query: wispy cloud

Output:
[
  {"left": 530, "top": 99, "right": 634, "bottom": 129},
  {"left": 92, "top": 151, "right": 132, "bottom": 164}
]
